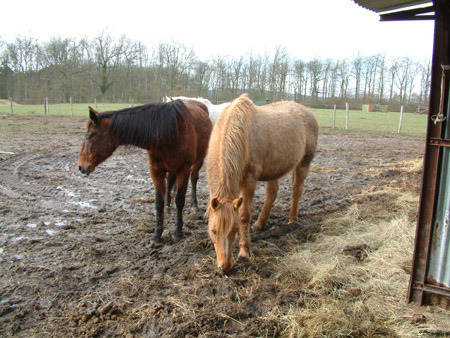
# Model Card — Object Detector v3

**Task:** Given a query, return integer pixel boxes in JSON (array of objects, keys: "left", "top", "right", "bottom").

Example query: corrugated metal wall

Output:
[
  {"left": 427, "top": 90, "right": 450, "bottom": 288},
  {"left": 425, "top": 85, "right": 450, "bottom": 305}
]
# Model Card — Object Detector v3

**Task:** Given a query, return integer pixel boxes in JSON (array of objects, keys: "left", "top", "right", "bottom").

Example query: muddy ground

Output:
[{"left": 0, "top": 115, "right": 425, "bottom": 337}]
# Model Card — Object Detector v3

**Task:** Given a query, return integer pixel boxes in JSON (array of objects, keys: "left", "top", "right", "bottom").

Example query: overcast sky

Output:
[{"left": 0, "top": 0, "right": 434, "bottom": 61}]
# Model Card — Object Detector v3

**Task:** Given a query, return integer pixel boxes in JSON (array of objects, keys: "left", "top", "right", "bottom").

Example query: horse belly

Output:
[
  {"left": 257, "top": 160, "right": 297, "bottom": 181},
  {"left": 252, "top": 130, "right": 305, "bottom": 182}
]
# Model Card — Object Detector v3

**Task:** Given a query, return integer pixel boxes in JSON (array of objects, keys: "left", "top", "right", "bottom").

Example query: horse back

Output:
[
  {"left": 249, "top": 101, "right": 318, "bottom": 180},
  {"left": 181, "top": 100, "right": 213, "bottom": 162}
]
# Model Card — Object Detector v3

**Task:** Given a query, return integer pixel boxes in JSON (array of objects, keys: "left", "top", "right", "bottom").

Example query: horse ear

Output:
[
  {"left": 210, "top": 197, "right": 220, "bottom": 210},
  {"left": 233, "top": 197, "right": 243, "bottom": 210},
  {"left": 88, "top": 106, "right": 99, "bottom": 125}
]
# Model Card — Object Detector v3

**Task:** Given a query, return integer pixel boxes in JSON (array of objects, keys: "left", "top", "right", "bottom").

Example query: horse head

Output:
[
  {"left": 207, "top": 196, "right": 243, "bottom": 272},
  {"left": 77, "top": 107, "right": 119, "bottom": 175}
]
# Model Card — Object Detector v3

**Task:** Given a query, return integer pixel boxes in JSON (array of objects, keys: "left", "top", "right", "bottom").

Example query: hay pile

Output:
[{"left": 276, "top": 159, "right": 450, "bottom": 337}]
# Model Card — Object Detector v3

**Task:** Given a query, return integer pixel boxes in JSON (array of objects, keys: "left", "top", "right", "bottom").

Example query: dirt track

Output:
[{"left": 0, "top": 115, "right": 424, "bottom": 337}]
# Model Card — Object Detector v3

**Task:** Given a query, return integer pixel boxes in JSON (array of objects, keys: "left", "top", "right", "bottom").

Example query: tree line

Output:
[{"left": 0, "top": 31, "right": 431, "bottom": 111}]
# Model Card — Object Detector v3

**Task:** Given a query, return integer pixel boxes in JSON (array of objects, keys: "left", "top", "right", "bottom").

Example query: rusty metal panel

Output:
[{"left": 427, "top": 120, "right": 450, "bottom": 289}]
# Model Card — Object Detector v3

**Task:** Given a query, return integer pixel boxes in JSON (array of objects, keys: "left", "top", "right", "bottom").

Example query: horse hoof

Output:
[
  {"left": 172, "top": 231, "right": 183, "bottom": 242},
  {"left": 252, "top": 224, "right": 264, "bottom": 232},
  {"left": 152, "top": 234, "right": 162, "bottom": 243},
  {"left": 238, "top": 249, "right": 250, "bottom": 260}
]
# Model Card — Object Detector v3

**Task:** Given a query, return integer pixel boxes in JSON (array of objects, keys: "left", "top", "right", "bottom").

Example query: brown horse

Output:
[
  {"left": 77, "top": 100, "right": 212, "bottom": 242},
  {"left": 206, "top": 94, "right": 319, "bottom": 272}
]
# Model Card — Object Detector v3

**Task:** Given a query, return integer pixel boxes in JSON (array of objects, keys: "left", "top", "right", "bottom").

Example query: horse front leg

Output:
[
  {"left": 150, "top": 167, "right": 167, "bottom": 243},
  {"left": 173, "top": 167, "right": 191, "bottom": 241},
  {"left": 238, "top": 177, "right": 256, "bottom": 259}
]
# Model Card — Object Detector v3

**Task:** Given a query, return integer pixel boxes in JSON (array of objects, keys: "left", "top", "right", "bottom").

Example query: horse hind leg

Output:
[
  {"left": 165, "top": 173, "right": 177, "bottom": 214},
  {"left": 150, "top": 167, "right": 167, "bottom": 243},
  {"left": 253, "top": 179, "right": 279, "bottom": 232},
  {"left": 189, "top": 160, "right": 204, "bottom": 213},
  {"left": 289, "top": 163, "right": 311, "bottom": 224}
]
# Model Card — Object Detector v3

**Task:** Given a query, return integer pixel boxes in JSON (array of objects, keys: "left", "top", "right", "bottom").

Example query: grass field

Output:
[
  {"left": 0, "top": 100, "right": 428, "bottom": 138},
  {"left": 310, "top": 108, "right": 427, "bottom": 138}
]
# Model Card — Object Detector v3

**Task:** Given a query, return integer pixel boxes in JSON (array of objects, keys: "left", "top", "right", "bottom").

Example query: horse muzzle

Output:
[
  {"left": 78, "top": 164, "right": 92, "bottom": 175},
  {"left": 218, "top": 262, "right": 233, "bottom": 274}
]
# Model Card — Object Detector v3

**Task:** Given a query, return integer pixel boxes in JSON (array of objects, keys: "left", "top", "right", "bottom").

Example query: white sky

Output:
[{"left": 0, "top": 0, "right": 434, "bottom": 61}]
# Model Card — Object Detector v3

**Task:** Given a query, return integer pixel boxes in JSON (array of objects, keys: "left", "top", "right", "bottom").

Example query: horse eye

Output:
[
  {"left": 86, "top": 132, "right": 97, "bottom": 140},
  {"left": 211, "top": 229, "right": 217, "bottom": 235}
]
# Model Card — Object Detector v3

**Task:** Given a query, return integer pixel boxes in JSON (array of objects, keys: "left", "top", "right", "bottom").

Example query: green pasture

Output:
[
  {"left": 0, "top": 100, "right": 131, "bottom": 118},
  {"left": 0, "top": 100, "right": 427, "bottom": 138},
  {"left": 310, "top": 108, "right": 427, "bottom": 138}
]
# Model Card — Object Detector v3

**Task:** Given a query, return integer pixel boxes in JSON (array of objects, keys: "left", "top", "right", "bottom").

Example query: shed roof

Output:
[
  {"left": 352, "top": 0, "right": 434, "bottom": 20},
  {"left": 352, "top": 0, "right": 431, "bottom": 12}
]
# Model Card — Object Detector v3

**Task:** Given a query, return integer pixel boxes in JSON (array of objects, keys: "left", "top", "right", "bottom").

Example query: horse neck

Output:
[
  {"left": 211, "top": 99, "right": 253, "bottom": 199},
  {"left": 106, "top": 106, "right": 181, "bottom": 150}
]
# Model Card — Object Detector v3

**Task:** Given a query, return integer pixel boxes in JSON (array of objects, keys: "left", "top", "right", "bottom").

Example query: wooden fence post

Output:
[
  {"left": 10, "top": 97, "right": 13, "bottom": 114},
  {"left": 70, "top": 97, "right": 73, "bottom": 116},
  {"left": 333, "top": 104, "right": 336, "bottom": 129},
  {"left": 95, "top": 98, "right": 97, "bottom": 110},
  {"left": 345, "top": 102, "right": 349, "bottom": 130},
  {"left": 398, "top": 105, "right": 404, "bottom": 134},
  {"left": 45, "top": 97, "right": 49, "bottom": 115}
]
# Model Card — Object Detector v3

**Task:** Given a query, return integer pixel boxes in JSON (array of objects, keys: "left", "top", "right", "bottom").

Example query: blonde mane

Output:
[{"left": 208, "top": 94, "right": 255, "bottom": 200}]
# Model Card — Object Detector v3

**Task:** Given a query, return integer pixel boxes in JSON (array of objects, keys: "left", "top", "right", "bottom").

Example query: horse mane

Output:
[
  {"left": 100, "top": 100, "right": 186, "bottom": 148},
  {"left": 213, "top": 93, "right": 255, "bottom": 198}
]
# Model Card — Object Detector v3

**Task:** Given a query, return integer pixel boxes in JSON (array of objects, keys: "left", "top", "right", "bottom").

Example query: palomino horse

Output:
[
  {"left": 77, "top": 100, "right": 212, "bottom": 242},
  {"left": 163, "top": 96, "right": 230, "bottom": 124},
  {"left": 206, "top": 94, "right": 319, "bottom": 272}
]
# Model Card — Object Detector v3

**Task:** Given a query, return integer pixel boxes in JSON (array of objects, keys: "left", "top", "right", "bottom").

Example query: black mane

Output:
[{"left": 100, "top": 100, "right": 186, "bottom": 148}]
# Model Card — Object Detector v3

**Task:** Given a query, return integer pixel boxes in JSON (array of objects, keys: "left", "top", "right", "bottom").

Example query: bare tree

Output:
[
  {"left": 6, "top": 35, "right": 41, "bottom": 99},
  {"left": 268, "top": 46, "right": 289, "bottom": 101},
  {"left": 230, "top": 56, "right": 244, "bottom": 96},
  {"left": 292, "top": 59, "right": 306, "bottom": 101},
  {"left": 192, "top": 60, "right": 211, "bottom": 97},
  {"left": 92, "top": 31, "right": 123, "bottom": 98},
  {"left": 419, "top": 60, "right": 431, "bottom": 106},
  {"left": 338, "top": 59, "right": 351, "bottom": 100},
  {"left": 376, "top": 54, "right": 387, "bottom": 103},
  {"left": 394, "top": 57, "right": 413, "bottom": 106},
  {"left": 307, "top": 58, "right": 322, "bottom": 99},
  {"left": 43, "top": 37, "right": 83, "bottom": 101},
  {"left": 388, "top": 58, "right": 399, "bottom": 105},
  {"left": 352, "top": 55, "right": 363, "bottom": 101}
]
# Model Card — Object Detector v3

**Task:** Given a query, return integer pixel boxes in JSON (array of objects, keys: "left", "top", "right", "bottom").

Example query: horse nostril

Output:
[{"left": 78, "top": 165, "right": 83, "bottom": 172}]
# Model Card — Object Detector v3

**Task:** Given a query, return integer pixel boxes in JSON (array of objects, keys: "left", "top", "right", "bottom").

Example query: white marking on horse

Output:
[{"left": 225, "top": 237, "right": 229, "bottom": 261}]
